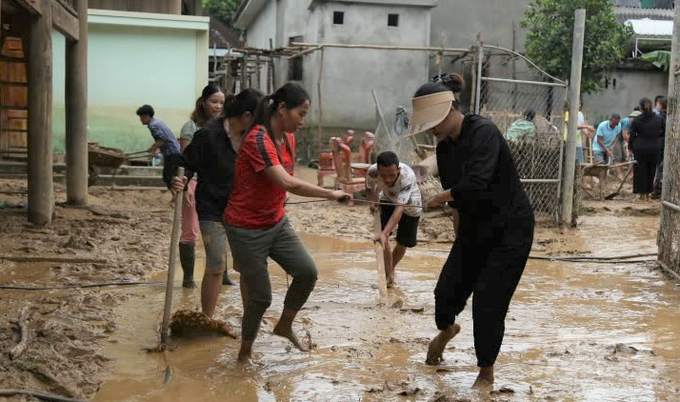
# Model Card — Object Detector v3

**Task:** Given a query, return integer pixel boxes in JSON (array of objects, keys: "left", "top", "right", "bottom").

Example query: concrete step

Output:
[{"left": 0, "top": 161, "right": 166, "bottom": 187}]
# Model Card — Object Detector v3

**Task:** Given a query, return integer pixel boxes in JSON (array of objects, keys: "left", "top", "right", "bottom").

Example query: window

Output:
[
  {"left": 333, "top": 11, "right": 344, "bottom": 25},
  {"left": 288, "top": 36, "right": 304, "bottom": 81},
  {"left": 388, "top": 13, "right": 399, "bottom": 27}
]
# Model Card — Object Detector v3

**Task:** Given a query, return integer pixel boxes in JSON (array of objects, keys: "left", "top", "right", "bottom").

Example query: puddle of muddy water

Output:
[{"left": 91, "top": 215, "right": 680, "bottom": 401}]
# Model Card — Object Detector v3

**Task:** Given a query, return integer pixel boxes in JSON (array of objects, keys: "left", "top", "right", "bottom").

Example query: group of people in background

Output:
[{"left": 569, "top": 95, "right": 667, "bottom": 200}]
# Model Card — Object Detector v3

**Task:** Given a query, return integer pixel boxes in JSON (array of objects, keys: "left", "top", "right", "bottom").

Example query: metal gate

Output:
[{"left": 472, "top": 44, "right": 568, "bottom": 223}]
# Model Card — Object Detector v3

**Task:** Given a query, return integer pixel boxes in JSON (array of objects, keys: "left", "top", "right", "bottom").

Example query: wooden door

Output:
[{"left": 0, "top": 35, "right": 28, "bottom": 159}]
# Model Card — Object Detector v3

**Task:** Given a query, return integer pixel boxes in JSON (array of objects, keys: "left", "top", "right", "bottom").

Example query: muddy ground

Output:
[{"left": 0, "top": 167, "right": 678, "bottom": 401}]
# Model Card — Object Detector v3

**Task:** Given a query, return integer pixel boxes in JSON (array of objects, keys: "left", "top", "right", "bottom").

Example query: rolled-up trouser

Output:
[
  {"left": 180, "top": 180, "right": 200, "bottom": 244},
  {"left": 434, "top": 221, "right": 533, "bottom": 367},
  {"left": 225, "top": 215, "right": 318, "bottom": 341},
  {"left": 199, "top": 220, "right": 228, "bottom": 274}
]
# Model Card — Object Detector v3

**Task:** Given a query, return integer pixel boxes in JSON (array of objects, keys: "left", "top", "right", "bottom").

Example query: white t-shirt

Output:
[{"left": 366, "top": 162, "right": 422, "bottom": 217}]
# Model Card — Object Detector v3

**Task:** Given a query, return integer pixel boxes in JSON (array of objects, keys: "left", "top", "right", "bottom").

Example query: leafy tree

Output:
[
  {"left": 203, "top": 0, "right": 242, "bottom": 27},
  {"left": 520, "top": 0, "right": 633, "bottom": 94}
]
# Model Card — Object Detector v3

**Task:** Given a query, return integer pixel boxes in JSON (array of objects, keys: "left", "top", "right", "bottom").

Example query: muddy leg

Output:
[
  {"left": 273, "top": 307, "right": 309, "bottom": 352},
  {"left": 426, "top": 323, "right": 461, "bottom": 365},
  {"left": 201, "top": 272, "right": 222, "bottom": 317},
  {"left": 392, "top": 244, "right": 406, "bottom": 271}
]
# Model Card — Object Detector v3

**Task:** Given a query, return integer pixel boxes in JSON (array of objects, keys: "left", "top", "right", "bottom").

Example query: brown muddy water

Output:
[{"left": 86, "top": 215, "right": 680, "bottom": 402}]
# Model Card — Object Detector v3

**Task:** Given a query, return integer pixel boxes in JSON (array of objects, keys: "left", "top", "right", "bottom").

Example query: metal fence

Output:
[{"left": 474, "top": 45, "right": 568, "bottom": 223}]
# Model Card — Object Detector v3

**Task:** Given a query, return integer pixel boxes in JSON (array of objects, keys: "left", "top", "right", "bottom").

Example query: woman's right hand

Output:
[
  {"left": 327, "top": 189, "right": 350, "bottom": 201},
  {"left": 171, "top": 176, "right": 187, "bottom": 194}
]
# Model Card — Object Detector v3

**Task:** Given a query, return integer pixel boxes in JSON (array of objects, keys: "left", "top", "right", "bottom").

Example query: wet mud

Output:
[{"left": 1, "top": 169, "right": 679, "bottom": 401}]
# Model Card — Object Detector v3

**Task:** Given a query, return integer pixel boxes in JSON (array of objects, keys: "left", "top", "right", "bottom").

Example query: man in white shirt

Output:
[{"left": 366, "top": 151, "right": 422, "bottom": 287}]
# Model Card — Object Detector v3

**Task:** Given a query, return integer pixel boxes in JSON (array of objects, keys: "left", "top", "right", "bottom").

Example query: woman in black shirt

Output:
[
  {"left": 630, "top": 97, "right": 665, "bottom": 200},
  {"left": 405, "top": 73, "right": 534, "bottom": 390}
]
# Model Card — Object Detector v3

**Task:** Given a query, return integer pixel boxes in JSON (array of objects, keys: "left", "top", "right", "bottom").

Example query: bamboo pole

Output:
[
  {"left": 160, "top": 167, "right": 184, "bottom": 349},
  {"left": 290, "top": 41, "right": 469, "bottom": 53},
  {"left": 317, "top": 49, "right": 324, "bottom": 160}
]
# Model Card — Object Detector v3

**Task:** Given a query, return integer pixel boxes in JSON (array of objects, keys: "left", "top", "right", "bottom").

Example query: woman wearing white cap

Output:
[{"left": 405, "top": 73, "right": 534, "bottom": 389}]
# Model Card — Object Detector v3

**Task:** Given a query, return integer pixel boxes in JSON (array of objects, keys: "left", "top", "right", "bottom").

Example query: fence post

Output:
[
  {"left": 474, "top": 41, "right": 484, "bottom": 114},
  {"left": 560, "top": 9, "right": 586, "bottom": 226}
]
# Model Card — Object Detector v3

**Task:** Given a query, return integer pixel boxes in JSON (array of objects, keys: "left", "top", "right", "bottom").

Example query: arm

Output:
[
  {"left": 149, "top": 139, "right": 164, "bottom": 156},
  {"left": 264, "top": 165, "right": 347, "bottom": 200}
]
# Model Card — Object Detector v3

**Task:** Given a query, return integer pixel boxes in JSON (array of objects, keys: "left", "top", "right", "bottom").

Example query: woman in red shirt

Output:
[{"left": 224, "top": 83, "right": 348, "bottom": 362}]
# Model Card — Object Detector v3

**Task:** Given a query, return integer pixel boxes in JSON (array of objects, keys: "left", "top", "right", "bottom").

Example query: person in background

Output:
[
  {"left": 564, "top": 99, "right": 595, "bottom": 165},
  {"left": 504, "top": 109, "right": 537, "bottom": 145},
  {"left": 621, "top": 107, "right": 641, "bottom": 159},
  {"left": 136, "top": 104, "right": 181, "bottom": 190},
  {"left": 177, "top": 84, "right": 226, "bottom": 288},
  {"left": 630, "top": 97, "right": 665, "bottom": 201},
  {"left": 172, "top": 88, "right": 263, "bottom": 317},
  {"left": 593, "top": 114, "right": 623, "bottom": 179},
  {"left": 651, "top": 97, "right": 668, "bottom": 200},
  {"left": 366, "top": 151, "right": 422, "bottom": 288},
  {"left": 406, "top": 72, "right": 534, "bottom": 390},
  {"left": 654, "top": 95, "right": 664, "bottom": 115},
  {"left": 223, "top": 83, "right": 348, "bottom": 362}
]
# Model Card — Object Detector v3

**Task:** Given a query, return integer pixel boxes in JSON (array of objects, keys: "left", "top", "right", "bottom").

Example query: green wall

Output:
[{"left": 52, "top": 11, "right": 209, "bottom": 154}]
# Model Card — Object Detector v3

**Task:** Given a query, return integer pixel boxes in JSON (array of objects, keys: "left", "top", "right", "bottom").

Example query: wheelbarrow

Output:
[{"left": 87, "top": 142, "right": 151, "bottom": 186}]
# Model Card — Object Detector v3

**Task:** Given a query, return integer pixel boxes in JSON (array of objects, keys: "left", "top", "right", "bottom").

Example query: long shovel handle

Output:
[
  {"left": 373, "top": 211, "right": 389, "bottom": 302},
  {"left": 160, "top": 167, "right": 184, "bottom": 349}
]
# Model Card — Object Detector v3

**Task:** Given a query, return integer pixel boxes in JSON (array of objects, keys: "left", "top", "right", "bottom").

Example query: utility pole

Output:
[{"left": 560, "top": 9, "right": 586, "bottom": 226}]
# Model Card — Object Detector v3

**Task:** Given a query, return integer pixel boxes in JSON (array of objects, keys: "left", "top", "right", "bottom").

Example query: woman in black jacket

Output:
[
  {"left": 630, "top": 97, "right": 665, "bottom": 201},
  {"left": 405, "top": 73, "right": 534, "bottom": 389},
  {"left": 172, "top": 88, "right": 263, "bottom": 318}
]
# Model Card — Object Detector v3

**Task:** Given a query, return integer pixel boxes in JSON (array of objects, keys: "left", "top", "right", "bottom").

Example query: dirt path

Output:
[{"left": 0, "top": 168, "right": 677, "bottom": 401}]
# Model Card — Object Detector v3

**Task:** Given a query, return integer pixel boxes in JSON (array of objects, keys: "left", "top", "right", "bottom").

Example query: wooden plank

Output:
[{"left": 52, "top": 0, "right": 79, "bottom": 41}]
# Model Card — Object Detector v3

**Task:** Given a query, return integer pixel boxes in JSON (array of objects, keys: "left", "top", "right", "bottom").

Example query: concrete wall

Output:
[
  {"left": 52, "top": 10, "right": 209, "bottom": 154},
  {"left": 583, "top": 68, "right": 668, "bottom": 124}
]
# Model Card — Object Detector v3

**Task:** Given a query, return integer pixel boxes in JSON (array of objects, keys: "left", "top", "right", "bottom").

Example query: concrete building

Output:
[{"left": 234, "top": 0, "right": 436, "bottom": 158}]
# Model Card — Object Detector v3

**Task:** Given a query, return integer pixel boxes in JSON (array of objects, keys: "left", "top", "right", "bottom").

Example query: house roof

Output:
[
  {"left": 233, "top": 0, "right": 268, "bottom": 29},
  {"left": 208, "top": 15, "right": 243, "bottom": 49},
  {"left": 625, "top": 18, "right": 673, "bottom": 37},
  {"left": 615, "top": 6, "right": 674, "bottom": 22}
]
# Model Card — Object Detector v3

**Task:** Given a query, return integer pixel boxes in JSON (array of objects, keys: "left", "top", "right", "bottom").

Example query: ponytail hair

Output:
[
  {"left": 414, "top": 72, "right": 466, "bottom": 110},
  {"left": 251, "top": 82, "right": 310, "bottom": 162},
  {"left": 639, "top": 97, "right": 653, "bottom": 116},
  {"left": 191, "top": 84, "right": 224, "bottom": 127},
  {"left": 224, "top": 88, "right": 263, "bottom": 118}
]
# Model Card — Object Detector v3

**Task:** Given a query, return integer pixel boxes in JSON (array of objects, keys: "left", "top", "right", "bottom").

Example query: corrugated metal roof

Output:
[
  {"left": 615, "top": 6, "right": 674, "bottom": 22},
  {"left": 625, "top": 18, "right": 674, "bottom": 36}
]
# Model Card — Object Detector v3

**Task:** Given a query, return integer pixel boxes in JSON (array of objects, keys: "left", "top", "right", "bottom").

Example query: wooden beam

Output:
[
  {"left": 65, "top": 0, "right": 88, "bottom": 206},
  {"left": 27, "top": 0, "right": 54, "bottom": 225},
  {"left": 14, "top": 0, "right": 43, "bottom": 15},
  {"left": 52, "top": 0, "right": 79, "bottom": 41}
]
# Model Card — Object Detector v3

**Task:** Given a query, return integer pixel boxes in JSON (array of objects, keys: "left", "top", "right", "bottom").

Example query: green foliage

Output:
[
  {"left": 640, "top": 50, "right": 671, "bottom": 71},
  {"left": 520, "top": 0, "right": 634, "bottom": 94},
  {"left": 203, "top": 0, "right": 242, "bottom": 27}
]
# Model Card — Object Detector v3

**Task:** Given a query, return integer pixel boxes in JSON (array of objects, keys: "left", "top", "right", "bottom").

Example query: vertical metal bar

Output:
[
  {"left": 555, "top": 86, "right": 567, "bottom": 221},
  {"left": 474, "top": 41, "right": 483, "bottom": 114},
  {"left": 560, "top": 9, "right": 586, "bottom": 225}
]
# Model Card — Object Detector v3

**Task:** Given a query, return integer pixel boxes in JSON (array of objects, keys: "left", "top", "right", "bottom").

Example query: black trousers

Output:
[
  {"left": 633, "top": 149, "right": 658, "bottom": 194},
  {"left": 162, "top": 153, "right": 183, "bottom": 189},
  {"left": 653, "top": 153, "right": 664, "bottom": 196},
  {"left": 434, "top": 225, "right": 533, "bottom": 367}
]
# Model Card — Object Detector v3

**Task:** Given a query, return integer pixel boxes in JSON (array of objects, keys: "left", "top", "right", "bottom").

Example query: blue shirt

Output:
[
  {"left": 593, "top": 121, "right": 622, "bottom": 152},
  {"left": 148, "top": 118, "right": 180, "bottom": 157}
]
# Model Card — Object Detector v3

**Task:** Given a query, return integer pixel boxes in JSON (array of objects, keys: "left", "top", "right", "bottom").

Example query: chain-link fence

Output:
[{"left": 475, "top": 46, "right": 568, "bottom": 223}]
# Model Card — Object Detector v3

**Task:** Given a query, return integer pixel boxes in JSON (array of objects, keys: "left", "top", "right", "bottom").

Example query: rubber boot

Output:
[
  {"left": 222, "top": 269, "right": 235, "bottom": 286},
  {"left": 178, "top": 242, "right": 197, "bottom": 289}
]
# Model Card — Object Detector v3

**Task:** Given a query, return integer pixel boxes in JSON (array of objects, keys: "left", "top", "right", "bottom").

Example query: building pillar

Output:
[
  {"left": 65, "top": 0, "right": 89, "bottom": 206},
  {"left": 170, "top": 0, "right": 182, "bottom": 14},
  {"left": 27, "top": 1, "right": 54, "bottom": 225}
]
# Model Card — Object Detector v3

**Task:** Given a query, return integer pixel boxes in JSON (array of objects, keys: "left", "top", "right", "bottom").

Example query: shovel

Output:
[{"left": 605, "top": 162, "right": 634, "bottom": 200}]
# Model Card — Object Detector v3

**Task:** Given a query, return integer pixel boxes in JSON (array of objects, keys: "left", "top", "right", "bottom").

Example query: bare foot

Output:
[
  {"left": 386, "top": 280, "right": 395, "bottom": 289},
  {"left": 273, "top": 325, "right": 309, "bottom": 352},
  {"left": 472, "top": 366, "right": 494, "bottom": 390},
  {"left": 237, "top": 340, "right": 253, "bottom": 362},
  {"left": 426, "top": 323, "right": 461, "bottom": 365}
]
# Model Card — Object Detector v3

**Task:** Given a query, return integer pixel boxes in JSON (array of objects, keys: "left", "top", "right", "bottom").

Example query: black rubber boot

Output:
[
  {"left": 222, "top": 269, "right": 235, "bottom": 286},
  {"left": 178, "top": 242, "right": 197, "bottom": 288}
]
